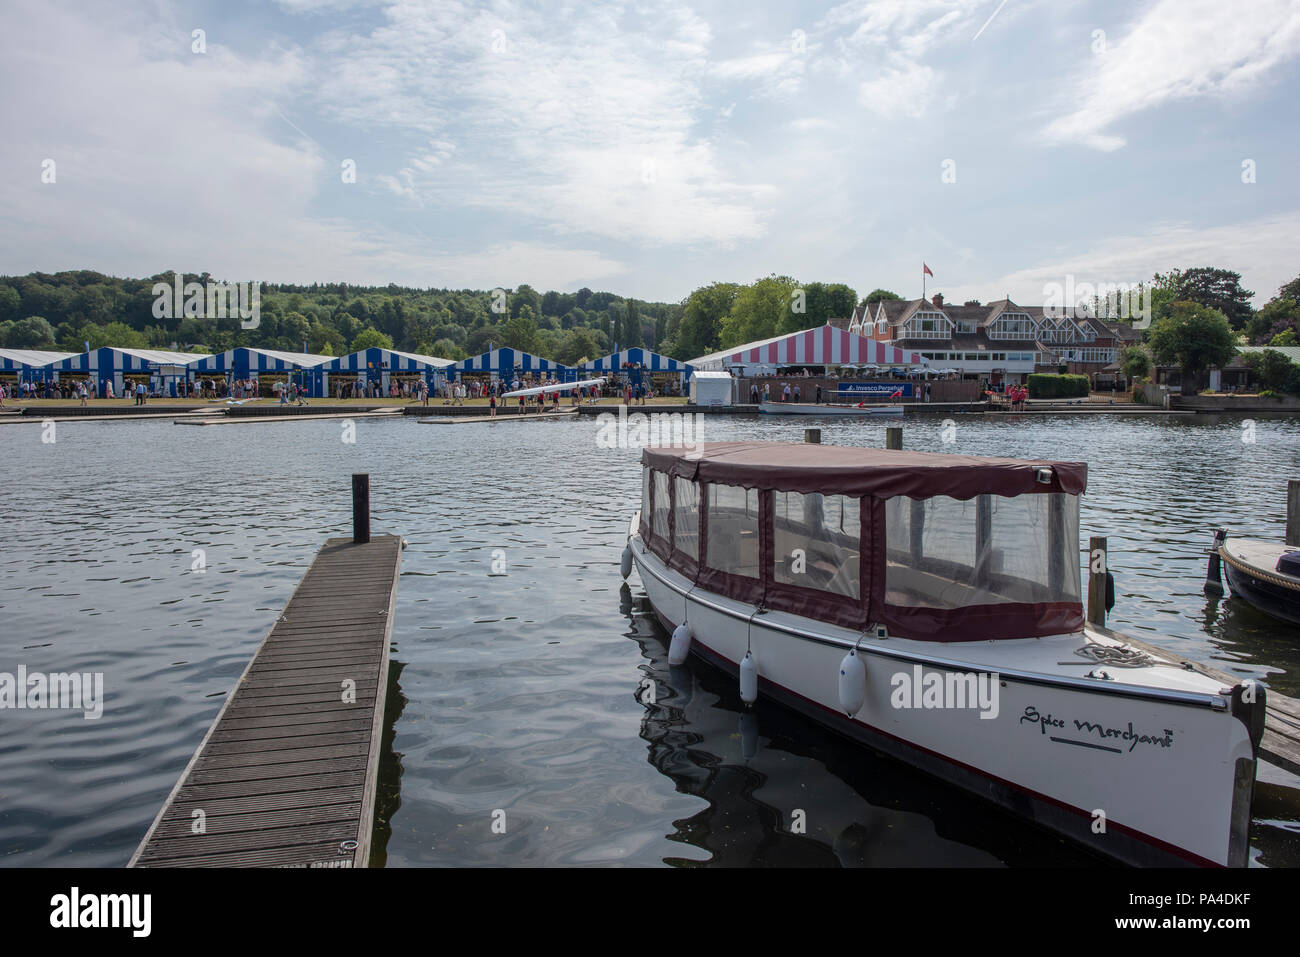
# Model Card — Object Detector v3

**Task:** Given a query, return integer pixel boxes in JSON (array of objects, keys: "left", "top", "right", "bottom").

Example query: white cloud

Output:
[
  {"left": 306, "top": 1, "right": 771, "bottom": 246},
  {"left": 939, "top": 215, "right": 1300, "bottom": 308},
  {"left": 859, "top": 62, "right": 940, "bottom": 116},
  {"left": 1044, "top": 0, "right": 1300, "bottom": 150}
]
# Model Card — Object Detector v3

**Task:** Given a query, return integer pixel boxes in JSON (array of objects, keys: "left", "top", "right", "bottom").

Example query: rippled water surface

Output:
[{"left": 3, "top": 411, "right": 1299, "bottom": 867}]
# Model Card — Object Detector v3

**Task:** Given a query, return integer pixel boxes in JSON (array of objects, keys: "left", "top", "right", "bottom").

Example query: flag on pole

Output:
[{"left": 923, "top": 263, "right": 933, "bottom": 277}]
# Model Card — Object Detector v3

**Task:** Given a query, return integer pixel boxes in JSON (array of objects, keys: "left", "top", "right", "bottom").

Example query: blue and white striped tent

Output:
[
  {"left": 0, "top": 349, "right": 75, "bottom": 386},
  {"left": 48, "top": 347, "right": 208, "bottom": 398},
  {"left": 327, "top": 348, "right": 455, "bottom": 395},
  {"left": 190, "top": 348, "right": 332, "bottom": 397},
  {"left": 583, "top": 347, "right": 693, "bottom": 385},
  {"left": 453, "top": 347, "right": 573, "bottom": 382}
]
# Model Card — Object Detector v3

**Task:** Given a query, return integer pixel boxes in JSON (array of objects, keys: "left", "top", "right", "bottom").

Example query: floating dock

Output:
[
  {"left": 419, "top": 409, "right": 579, "bottom": 424},
  {"left": 174, "top": 409, "right": 402, "bottom": 426},
  {"left": 129, "top": 532, "right": 402, "bottom": 868}
]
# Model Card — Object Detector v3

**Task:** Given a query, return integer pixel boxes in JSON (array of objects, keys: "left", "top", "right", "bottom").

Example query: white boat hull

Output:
[
  {"left": 630, "top": 532, "right": 1257, "bottom": 867},
  {"left": 758, "top": 401, "right": 903, "bottom": 416}
]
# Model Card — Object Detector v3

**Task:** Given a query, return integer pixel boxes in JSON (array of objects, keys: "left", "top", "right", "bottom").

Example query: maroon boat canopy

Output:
[{"left": 641, "top": 442, "right": 1087, "bottom": 500}]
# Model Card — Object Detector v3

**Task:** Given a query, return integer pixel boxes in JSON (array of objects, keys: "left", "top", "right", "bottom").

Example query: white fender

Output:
[
  {"left": 739, "top": 651, "right": 758, "bottom": 704},
  {"left": 838, "top": 650, "right": 867, "bottom": 717},
  {"left": 668, "top": 623, "right": 693, "bottom": 666},
  {"left": 620, "top": 545, "right": 633, "bottom": 580}
]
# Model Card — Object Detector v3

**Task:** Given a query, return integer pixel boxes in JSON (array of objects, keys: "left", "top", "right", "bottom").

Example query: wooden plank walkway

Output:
[{"left": 129, "top": 534, "right": 403, "bottom": 868}]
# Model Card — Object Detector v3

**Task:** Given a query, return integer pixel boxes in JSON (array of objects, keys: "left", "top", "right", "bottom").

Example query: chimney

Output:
[{"left": 931, "top": 293, "right": 944, "bottom": 308}]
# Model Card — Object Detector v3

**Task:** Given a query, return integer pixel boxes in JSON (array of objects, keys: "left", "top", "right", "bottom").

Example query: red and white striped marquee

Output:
[{"left": 690, "top": 324, "right": 925, "bottom": 371}]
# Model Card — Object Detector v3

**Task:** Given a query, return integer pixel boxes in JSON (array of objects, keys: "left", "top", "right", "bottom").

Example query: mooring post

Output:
[
  {"left": 1087, "top": 536, "right": 1107, "bottom": 625},
  {"left": 885, "top": 427, "right": 903, "bottom": 450},
  {"left": 353, "top": 473, "right": 371, "bottom": 544},
  {"left": 1287, "top": 480, "right": 1300, "bottom": 547},
  {"left": 804, "top": 428, "right": 821, "bottom": 444}
]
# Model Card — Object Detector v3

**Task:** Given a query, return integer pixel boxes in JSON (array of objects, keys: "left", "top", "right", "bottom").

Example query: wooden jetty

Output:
[{"left": 130, "top": 478, "right": 401, "bottom": 868}]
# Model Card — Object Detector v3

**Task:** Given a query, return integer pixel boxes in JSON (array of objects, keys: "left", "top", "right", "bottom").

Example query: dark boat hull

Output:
[{"left": 1223, "top": 560, "right": 1300, "bottom": 627}]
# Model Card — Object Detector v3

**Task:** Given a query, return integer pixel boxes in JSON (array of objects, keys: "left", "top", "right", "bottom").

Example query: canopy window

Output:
[
  {"left": 883, "top": 494, "right": 1079, "bottom": 609},
  {"left": 672, "top": 477, "right": 700, "bottom": 562},
  {"left": 705, "top": 484, "right": 760, "bottom": 579},
  {"left": 773, "top": 492, "right": 861, "bottom": 600},
  {"left": 650, "top": 470, "right": 672, "bottom": 560}
]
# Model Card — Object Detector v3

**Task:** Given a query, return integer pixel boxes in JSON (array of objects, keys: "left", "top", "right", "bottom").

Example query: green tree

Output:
[
  {"left": 350, "top": 329, "right": 393, "bottom": 352},
  {"left": 1160, "top": 267, "right": 1254, "bottom": 330},
  {"left": 863, "top": 288, "right": 902, "bottom": 302},
  {"left": 1147, "top": 302, "right": 1237, "bottom": 395},
  {"left": 4, "top": 316, "right": 57, "bottom": 348},
  {"left": 676, "top": 282, "right": 738, "bottom": 359},
  {"left": 556, "top": 327, "right": 601, "bottom": 365},
  {"left": 722, "top": 275, "right": 800, "bottom": 346},
  {"left": 430, "top": 338, "right": 466, "bottom": 360},
  {"left": 0, "top": 285, "right": 21, "bottom": 322},
  {"left": 500, "top": 309, "right": 539, "bottom": 354},
  {"left": 1120, "top": 345, "right": 1151, "bottom": 380}
]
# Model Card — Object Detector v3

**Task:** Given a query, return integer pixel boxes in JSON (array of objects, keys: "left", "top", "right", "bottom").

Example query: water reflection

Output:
[{"left": 621, "top": 590, "right": 1102, "bottom": 867}]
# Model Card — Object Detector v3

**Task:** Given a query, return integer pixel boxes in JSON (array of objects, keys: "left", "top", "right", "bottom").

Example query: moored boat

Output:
[
  {"left": 1206, "top": 528, "right": 1300, "bottom": 627},
  {"left": 623, "top": 441, "right": 1265, "bottom": 867},
  {"left": 759, "top": 400, "right": 902, "bottom": 416}
]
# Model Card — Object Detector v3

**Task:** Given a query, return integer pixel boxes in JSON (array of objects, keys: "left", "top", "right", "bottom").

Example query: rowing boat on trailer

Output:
[{"left": 622, "top": 441, "right": 1264, "bottom": 867}]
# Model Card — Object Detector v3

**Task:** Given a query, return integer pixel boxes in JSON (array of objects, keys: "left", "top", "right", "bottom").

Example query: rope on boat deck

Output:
[{"left": 1073, "top": 643, "right": 1154, "bottom": 668}]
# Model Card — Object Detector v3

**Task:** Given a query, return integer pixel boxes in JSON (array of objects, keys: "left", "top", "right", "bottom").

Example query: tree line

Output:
[{"left": 0, "top": 272, "right": 683, "bottom": 367}]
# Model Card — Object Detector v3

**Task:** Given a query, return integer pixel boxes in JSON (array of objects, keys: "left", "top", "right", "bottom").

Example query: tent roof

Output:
[{"left": 0, "top": 349, "right": 75, "bottom": 366}]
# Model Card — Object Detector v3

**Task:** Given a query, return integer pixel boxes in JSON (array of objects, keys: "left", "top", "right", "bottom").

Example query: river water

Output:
[{"left": 2, "top": 411, "right": 1298, "bottom": 867}]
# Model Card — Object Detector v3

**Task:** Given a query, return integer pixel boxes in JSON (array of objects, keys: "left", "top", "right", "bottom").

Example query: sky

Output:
[{"left": 1, "top": 0, "right": 1298, "bottom": 307}]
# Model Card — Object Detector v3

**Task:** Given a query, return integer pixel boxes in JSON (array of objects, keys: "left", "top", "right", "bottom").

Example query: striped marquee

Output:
[
  {"left": 0, "top": 349, "right": 74, "bottom": 381},
  {"left": 454, "top": 348, "right": 572, "bottom": 380},
  {"left": 695, "top": 325, "right": 925, "bottom": 371},
  {"left": 190, "top": 348, "right": 331, "bottom": 375},
  {"left": 327, "top": 348, "right": 454, "bottom": 376},
  {"left": 584, "top": 347, "right": 692, "bottom": 377}
]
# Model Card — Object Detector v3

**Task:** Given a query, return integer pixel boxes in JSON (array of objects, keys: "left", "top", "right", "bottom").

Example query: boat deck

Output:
[{"left": 1222, "top": 537, "right": 1300, "bottom": 579}]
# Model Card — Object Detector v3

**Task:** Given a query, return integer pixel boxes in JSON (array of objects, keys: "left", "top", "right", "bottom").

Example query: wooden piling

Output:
[
  {"left": 885, "top": 427, "right": 903, "bottom": 450},
  {"left": 353, "top": 473, "right": 370, "bottom": 544},
  {"left": 804, "top": 428, "right": 821, "bottom": 444},
  {"left": 1087, "top": 536, "right": 1107, "bottom": 626},
  {"left": 1287, "top": 480, "right": 1300, "bottom": 547}
]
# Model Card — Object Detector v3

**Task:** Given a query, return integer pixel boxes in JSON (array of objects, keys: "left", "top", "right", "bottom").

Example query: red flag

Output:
[
  {"left": 891, "top": 389, "right": 902, "bottom": 398},
  {"left": 923, "top": 263, "right": 933, "bottom": 277}
]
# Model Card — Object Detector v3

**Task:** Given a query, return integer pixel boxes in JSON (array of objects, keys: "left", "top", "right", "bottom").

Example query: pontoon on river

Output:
[{"left": 622, "top": 441, "right": 1264, "bottom": 867}]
